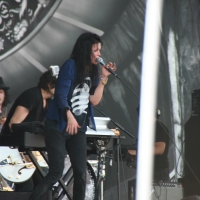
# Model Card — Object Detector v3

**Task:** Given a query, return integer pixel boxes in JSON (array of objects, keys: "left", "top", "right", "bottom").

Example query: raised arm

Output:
[{"left": 90, "top": 62, "right": 116, "bottom": 106}]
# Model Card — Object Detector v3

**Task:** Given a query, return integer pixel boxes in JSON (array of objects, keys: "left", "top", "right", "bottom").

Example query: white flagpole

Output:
[{"left": 136, "top": 1, "right": 164, "bottom": 200}]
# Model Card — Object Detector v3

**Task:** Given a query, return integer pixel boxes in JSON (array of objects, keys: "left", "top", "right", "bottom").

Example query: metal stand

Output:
[
  {"left": 93, "top": 108, "right": 134, "bottom": 199},
  {"left": 96, "top": 141, "right": 106, "bottom": 200},
  {"left": 95, "top": 136, "right": 123, "bottom": 200},
  {"left": 116, "top": 137, "right": 120, "bottom": 200},
  {"left": 25, "top": 135, "right": 124, "bottom": 200},
  {"left": 26, "top": 150, "right": 71, "bottom": 200}
]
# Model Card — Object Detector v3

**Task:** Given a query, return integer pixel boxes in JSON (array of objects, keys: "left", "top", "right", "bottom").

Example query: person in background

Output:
[
  {"left": 29, "top": 32, "right": 117, "bottom": 200},
  {"left": 0, "top": 77, "right": 14, "bottom": 191},
  {"left": 128, "top": 107, "right": 170, "bottom": 181},
  {"left": 128, "top": 119, "right": 170, "bottom": 181},
  {"left": 1, "top": 70, "right": 57, "bottom": 192},
  {"left": 0, "top": 77, "right": 10, "bottom": 132},
  {"left": 127, "top": 108, "right": 170, "bottom": 200},
  {"left": 1, "top": 70, "right": 56, "bottom": 136}
]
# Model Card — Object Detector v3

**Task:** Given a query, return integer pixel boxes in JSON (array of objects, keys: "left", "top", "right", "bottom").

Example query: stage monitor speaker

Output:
[
  {"left": 128, "top": 180, "right": 183, "bottom": 200},
  {"left": 183, "top": 196, "right": 200, "bottom": 200},
  {"left": 184, "top": 115, "right": 200, "bottom": 197}
]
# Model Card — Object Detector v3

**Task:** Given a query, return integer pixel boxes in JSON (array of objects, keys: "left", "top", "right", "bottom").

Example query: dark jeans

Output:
[
  {"left": 15, "top": 178, "right": 34, "bottom": 192},
  {"left": 29, "top": 119, "right": 87, "bottom": 200}
]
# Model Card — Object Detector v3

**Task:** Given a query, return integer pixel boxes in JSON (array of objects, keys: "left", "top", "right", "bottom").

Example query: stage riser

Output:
[
  {"left": 0, "top": 192, "right": 52, "bottom": 200},
  {"left": 183, "top": 196, "right": 200, "bottom": 200}
]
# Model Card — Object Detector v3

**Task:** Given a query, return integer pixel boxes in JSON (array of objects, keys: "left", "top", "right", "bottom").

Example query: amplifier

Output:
[
  {"left": 128, "top": 180, "right": 183, "bottom": 200},
  {"left": 151, "top": 182, "right": 183, "bottom": 200}
]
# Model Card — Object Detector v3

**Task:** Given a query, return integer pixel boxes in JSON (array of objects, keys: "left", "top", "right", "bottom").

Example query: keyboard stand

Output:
[
  {"left": 0, "top": 132, "right": 72, "bottom": 200},
  {"left": 0, "top": 130, "right": 125, "bottom": 200}
]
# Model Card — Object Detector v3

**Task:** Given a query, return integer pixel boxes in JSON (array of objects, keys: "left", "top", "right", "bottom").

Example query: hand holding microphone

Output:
[{"left": 97, "top": 57, "right": 117, "bottom": 76}]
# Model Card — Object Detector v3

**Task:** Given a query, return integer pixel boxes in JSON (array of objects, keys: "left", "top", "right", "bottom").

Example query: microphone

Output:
[{"left": 97, "top": 57, "right": 117, "bottom": 76}]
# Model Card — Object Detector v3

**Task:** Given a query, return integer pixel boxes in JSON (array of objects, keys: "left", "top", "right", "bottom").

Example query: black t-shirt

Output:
[
  {"left": 68, "top": 75, "right": 95, "bottom": 133},
  {"left": 1, "top": 87, "right": 46, "bottom": 135},
  {"left": 154, "top": 121, "right": 169, "bottom": 171}
]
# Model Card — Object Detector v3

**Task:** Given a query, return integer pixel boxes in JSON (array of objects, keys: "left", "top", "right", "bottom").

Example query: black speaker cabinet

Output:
[
  {"left": 184, "top": 115, "right": 200, "bottom": 197},
  {"left": 192, "top": 89, "right": 200, "bottom": 114}
]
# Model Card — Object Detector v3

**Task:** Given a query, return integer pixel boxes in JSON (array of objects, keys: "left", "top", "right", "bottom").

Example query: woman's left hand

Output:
[{"left": 101, "top": 62, "right": 117, "bottom": 77}]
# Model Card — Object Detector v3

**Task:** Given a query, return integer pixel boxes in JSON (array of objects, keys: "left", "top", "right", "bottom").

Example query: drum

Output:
[{"left": 56, "top": 157, "right": 97, "bottom": 200}]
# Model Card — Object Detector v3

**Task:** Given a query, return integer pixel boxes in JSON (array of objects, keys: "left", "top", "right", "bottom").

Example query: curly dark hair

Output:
[
  {"left": 37, "top": 70, "right": 57, "bottom": 92},
  {"left": 2, "top": 90, "right": 10, "bottom": 107},
  {"left": 70, "top": 32, "right": 102, "bottom": 85}
]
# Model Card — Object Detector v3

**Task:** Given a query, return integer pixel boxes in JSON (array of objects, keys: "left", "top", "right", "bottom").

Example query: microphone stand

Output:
[
  {"left": 94, "top": 107, "right": 135, "bottom": 139},
  {"left": 98, "top": 59, "right": 139, "bottom": 100},
  {"left": 96, "top": 62, "right": 139, "bottom": 200},
  {"left": 107, "top": 69, "right": 140, "bottom": 100},
  {"left": 94, "top": 107, "right": 135, "bottom": 200}
]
